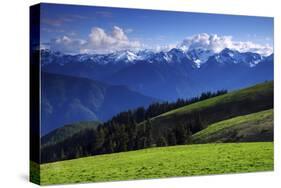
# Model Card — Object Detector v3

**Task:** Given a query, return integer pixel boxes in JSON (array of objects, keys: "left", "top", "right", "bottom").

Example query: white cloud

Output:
[
  {"left": 231, "top": 41, "right": 273, "bottom": 56},
  {"left": 48, "top": 31, "right": 273, "bottom": 56},
  {"left": 154, "top": 44, "right": 177, "bottom": 52},
  {"left": 178, "top": 33, "right": 273, "bottom": 56},
  {"left": 50, "top": 36, "right": 86, "bottom": 54},
  {"left": 49, "top": 26, "right": 141, "bottom": 54}
]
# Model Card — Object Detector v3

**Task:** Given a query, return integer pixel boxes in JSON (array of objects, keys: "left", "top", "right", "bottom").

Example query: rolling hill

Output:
[
  {"left": 192, "top": 109, "right": 273, "bottom": 143},
  {"left": 146, "top": 81, "right": 273, "bottom": 139}
]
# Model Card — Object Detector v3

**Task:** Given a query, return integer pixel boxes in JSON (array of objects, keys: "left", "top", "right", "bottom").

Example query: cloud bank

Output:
[
  {"left": 48, "top": 28, "right": 273, "bottom": 56},
  {"left": 178, "top": 33, "right": 273, "bottom": 56},
  {"left": 50, "top": 26, "right": 141, "bottom": 54},
  {"left": 50, "top": 36, "right": 86, "bottom": 54}
]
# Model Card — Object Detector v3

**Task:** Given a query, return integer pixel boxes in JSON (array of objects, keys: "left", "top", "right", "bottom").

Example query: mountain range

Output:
[{"left": 41, "top": 47, "right": 273, "bottom": 100}]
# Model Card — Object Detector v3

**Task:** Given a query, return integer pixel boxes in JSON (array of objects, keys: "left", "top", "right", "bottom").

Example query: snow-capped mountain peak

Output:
[
  {"left": 40, "top": 47, "right": 269, "bottom": 68},
  {"left": 204, "top": 48, "right": 264, "bottom": 68},
  {"left": 114, "top": 50, "right": 138, "bottom": 62},
  {"left": 186, "top": 48, "right": 215, "bottom": 67}
]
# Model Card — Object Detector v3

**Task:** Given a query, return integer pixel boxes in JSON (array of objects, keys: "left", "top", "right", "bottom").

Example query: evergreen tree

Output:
[
  {"left": 93, "top": 128, "right": 105, "bottom": 152},
  {"left": 135, "top": 123, "right": 148, "bottom": 149},
  {"left": 127, "top": 121, "right": 137, "bottom": 150},
  {"left": 156, "top": 136, "right": 167, "bottom": 147},
  {"left": 116, "top": 125, "right": 128, "bottom": 152},
  {"left": 185, "top": 126, "right": 192, "bottom": 144},
  {"left": 104, "top": 135, "right": 114, "bottom": 153},
  {"left": 194, "top": 113, "right": 203, "bottom": 133},
  {"left": 135, "top": 107, "right": 145, "bottom": 123},
  {"left": 167, "top": 130, "right": 177, "bottom": 146},
  {"left": 60, "top": 148, "right": 65, "bottom": 159},
  {"left": 174, "top": 123, "right": 187, "bottom": 145},
  {"left": 145, "top": 119, "right": 153, "bottom": 147}
]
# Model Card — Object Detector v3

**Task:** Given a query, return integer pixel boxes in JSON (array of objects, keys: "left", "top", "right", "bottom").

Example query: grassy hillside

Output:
[
  {"left": 146, "top": 81, "right": 273, "bottom": 137},
  {"left": 41, "top": 121, "right": 100, "bottom": 148},
  {"left": 160, "top": 81, "right": 273, "bottom": 117},
  {"left": 192, "top": 109, "right": 273, "bottom": 143},
  {"left": 40, "top": 142, "right": 273, "bottom": 185}
]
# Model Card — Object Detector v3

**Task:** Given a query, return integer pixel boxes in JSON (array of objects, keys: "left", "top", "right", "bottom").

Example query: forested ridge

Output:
[
  {"left": 41, "top": 90, "right": 227, "bottom": 163},
  {"left": 41, "top": 81, "right": 273, "bottom": 163}
]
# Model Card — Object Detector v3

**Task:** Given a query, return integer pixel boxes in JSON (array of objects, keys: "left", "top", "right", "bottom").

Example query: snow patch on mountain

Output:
[
  {"left": 211, "top": 48, "right": 264, "bottom": 67},
  {"left": 41, "top": 47, "right": 271, "bottom": 68}
]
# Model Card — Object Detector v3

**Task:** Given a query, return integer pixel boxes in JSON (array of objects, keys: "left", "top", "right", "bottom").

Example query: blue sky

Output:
[{"left": 40, "top": 3, "right": 273, "bottom": 55}]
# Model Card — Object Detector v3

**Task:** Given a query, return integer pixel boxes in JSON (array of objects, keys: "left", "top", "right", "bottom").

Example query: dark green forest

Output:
[{"left": 41, "top": 90, "right": 227, "bottom": 163}]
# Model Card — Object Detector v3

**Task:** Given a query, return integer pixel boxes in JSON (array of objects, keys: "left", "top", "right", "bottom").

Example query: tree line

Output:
[{"left": 41, "top": 90, "right": 227, "bottom": 163}]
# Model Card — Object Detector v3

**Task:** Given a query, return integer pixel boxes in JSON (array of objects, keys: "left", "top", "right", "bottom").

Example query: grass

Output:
[
  {"left": 40, "top": 142, "right": 273, "bottom": 185},
  {"left": 192, "top": 109, "right": 273, "bottom": 143},
  {"left": 137, "top": 81, "right": 273, "bottom": 139},
  {"left": 159, "top": 81, "right": 273, "bottom": 118}
]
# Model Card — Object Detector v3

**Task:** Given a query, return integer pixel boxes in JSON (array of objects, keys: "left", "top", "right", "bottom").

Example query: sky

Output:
[{"left": 40, "top": 3, "right": 274, "bottom": 55}]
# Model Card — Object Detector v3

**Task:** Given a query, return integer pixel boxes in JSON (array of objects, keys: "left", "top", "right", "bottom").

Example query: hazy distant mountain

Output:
[
  {"left": 193, "top": 48, "right": 273, "bottom": 91},
  {"left": 41, "top": 72, "right": 158, "bottom": 135}
]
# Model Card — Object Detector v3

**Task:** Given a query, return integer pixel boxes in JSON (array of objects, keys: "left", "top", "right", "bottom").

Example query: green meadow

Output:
[
  {"left": 40, "top": 142, "right": 273, "bottom": 185},
  {"left": 192, "top": 109, "right": 273, "bottom": 143}
]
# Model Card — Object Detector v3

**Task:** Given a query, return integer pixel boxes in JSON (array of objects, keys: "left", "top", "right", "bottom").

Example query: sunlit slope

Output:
[
  {"left": 146, "top": 81, "right": 273, "bottom": 137},
  {"left": 192, "top": 109, "right": 273, "bottom": 143}
]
